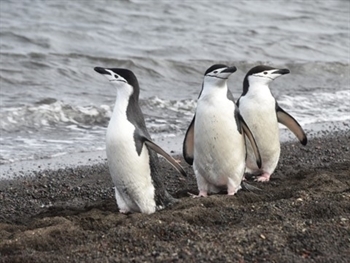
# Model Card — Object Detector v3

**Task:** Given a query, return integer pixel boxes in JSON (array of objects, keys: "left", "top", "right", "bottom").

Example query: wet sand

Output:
[{"left": 0, "top": 131, "right": 349, "bottom": 262}]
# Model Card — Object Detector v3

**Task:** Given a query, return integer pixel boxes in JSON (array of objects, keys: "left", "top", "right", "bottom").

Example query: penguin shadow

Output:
[
  {"left": 31, "top": 164, "right": 281, "bottom": 222},
  {"left": 32, "top": 184, "right": 275, "bottom": 224},
  {"left": 34, "top": 197, "right": 119, "bottom": 220}
]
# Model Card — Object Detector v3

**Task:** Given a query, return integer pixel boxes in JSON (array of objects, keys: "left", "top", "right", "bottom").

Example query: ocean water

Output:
[{"left": 0, "top": 0, "right": 349, "bottom": 165}]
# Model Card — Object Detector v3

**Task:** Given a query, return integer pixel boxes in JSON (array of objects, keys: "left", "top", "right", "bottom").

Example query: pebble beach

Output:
[{"left": 0, "top": 129, "right": 349, "bottom": 262}]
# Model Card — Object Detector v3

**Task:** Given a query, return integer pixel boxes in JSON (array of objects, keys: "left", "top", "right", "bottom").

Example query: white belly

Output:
[
  {"left": 106, "top": 117, "right": 155, "bottom": 213},
  {"left": 239, "top": 95, "right": 280, "bottom": 174},
  {"left": 193, "top": 97, "right": 246, "bottom": 187}
]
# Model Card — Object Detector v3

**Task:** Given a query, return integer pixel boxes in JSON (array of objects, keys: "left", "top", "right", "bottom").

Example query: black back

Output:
[
  {"left": 228, "top": 90, "right": 243, "bottom": 134},
  {"left": 108, "top": 68, "right": 176, "bottom": 208},
  {"left": 108, "top": 68, "right": 149, "bottom": 137}
]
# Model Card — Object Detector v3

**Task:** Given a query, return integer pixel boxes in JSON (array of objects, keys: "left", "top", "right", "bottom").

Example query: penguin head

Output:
[
  {"left": 94, "top": 67, "right": 140, "bottom": 99},
  {"left": 241, "top": 65, "right": 290, "bottom": 95},
  {"left": 203, "top": 64, "right": 237, "bottom": 86},
  {"left": 244, "top": 65, "right": 290, "bottom": 86}
]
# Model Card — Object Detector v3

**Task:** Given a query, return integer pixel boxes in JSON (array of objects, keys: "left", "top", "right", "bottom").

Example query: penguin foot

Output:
[
  {"left": 255, "top": 173, "right": 271, "bottom": 182},
  {"left": 119, "top": 209, "right": 130, "bottom": 214},
  {"left": 188, "top": 191, "right": 208, "bottom": 198},
  {"left": 244, "top": 171, "right": 261, "bottom": 180},
  {"left": 227, "top": 184, "right": 241, "bottom": 196}
]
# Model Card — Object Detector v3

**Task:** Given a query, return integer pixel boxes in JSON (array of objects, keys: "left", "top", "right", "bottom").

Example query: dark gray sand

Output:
[{"left": 1, "top": 131, "right": 349, "bottom": 262}]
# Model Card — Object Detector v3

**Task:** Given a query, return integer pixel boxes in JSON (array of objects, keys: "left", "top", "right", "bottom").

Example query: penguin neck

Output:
[
  {"left": 111, "top": 88, "right": 134, "bottom": 121},
  {"left": 246, "top": 81, "right": 273, "bottom": 99},
  {"left": 200, "top": 81, "right": 228, "bottom": 100}
]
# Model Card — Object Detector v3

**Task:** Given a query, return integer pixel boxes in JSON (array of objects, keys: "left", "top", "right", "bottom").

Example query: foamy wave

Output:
[
  {"left": 278, "top": 90, "right": 350, "bottom": 125},
  {"left": 0, "top": 100, "right": 112, "bottom": 132},
  {"left": 2, "top": 90, "right": 348, "bottom": 135},
  {"left": 0, "top": 97, "right": 197, "bottom": 133},
  {"left": 142, "top": 96, "right": 196, "bottom": 116}
]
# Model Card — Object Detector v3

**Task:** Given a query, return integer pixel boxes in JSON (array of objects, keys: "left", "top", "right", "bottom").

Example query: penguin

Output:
[
  {"left": 94, "top": 66, "right": 187, "bottom": 214},
  {"left": 183, "top": 64, "right": 262, "bottom": 197},
  {"left": 237, "top": 65, "right": 307, "bottom": 182}
]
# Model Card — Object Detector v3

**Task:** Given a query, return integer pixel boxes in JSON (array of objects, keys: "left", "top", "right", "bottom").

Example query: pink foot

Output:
[
  {"left": 188, "top": 190, "right": 208, "bottom": 198},
  {"left": 255, "top": 173, "right": 271, "bottom": 182},
  {"left": 227, "top": 185, "right": 241, "bottom": 196},
  {"left": 119, "top": 209, "right": 130, "bottom": 214}
]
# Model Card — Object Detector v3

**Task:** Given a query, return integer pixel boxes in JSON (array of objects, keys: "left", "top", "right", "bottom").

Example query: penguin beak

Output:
[
  {"left": 222, "top": 66, "right": 237, "bottom": 74},
  {"left": 94, "top": 67, "right": 109, "bottom": 75},
  {"left": 272, "top": 68, "right": 290, "bottom": 75}
]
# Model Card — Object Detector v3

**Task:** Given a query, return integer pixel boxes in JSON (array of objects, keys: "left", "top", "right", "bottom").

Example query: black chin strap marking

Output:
[
  {"left": 207, "top": 75, "right": 228, "bottom": 80},
  {"left": 253, "top": 74, "right": 273, "bottom": 81}
]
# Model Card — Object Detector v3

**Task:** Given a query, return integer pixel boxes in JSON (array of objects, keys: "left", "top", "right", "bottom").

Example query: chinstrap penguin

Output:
[
  {"left": 94, "top": 66, "right": 187, "bottom": 214},
  {"left": 237, "top": 65, "right": 307, "bottom": 182},
  {"left": 183, "top": 64, "right": 261, "bottom": 197}
]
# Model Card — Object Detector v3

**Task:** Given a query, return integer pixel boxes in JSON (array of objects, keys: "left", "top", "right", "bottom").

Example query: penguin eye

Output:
[
  {"left": 263, "top": 72, "right": 267, "bottom": 75},
  {"left": 114, "top": 75, "right": 119, "bottom": 78},
  {"left": 213, "top": 71, "right": 218, "bottom": 74}
]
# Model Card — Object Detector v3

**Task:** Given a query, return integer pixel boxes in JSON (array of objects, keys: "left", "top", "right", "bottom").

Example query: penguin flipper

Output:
[
  {"left": 182, "top": 116, "right": 195, "bottom": 165},
  {"left": 276, "top": 104, "right": 307, "bottom": 145},
  {"left": 144, "top": 139, "right": 187, "bottom": 177},
  {"left": 238, "top": 114, "right": 262, "bottom": 169}
]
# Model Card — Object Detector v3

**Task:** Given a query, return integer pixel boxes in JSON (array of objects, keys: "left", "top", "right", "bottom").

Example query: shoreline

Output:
[
  {"left": 0, "top": 129, "right": 349, "bottom": 262},
  {"left": 1, "top": 120, "right": 349, "bottom": 180}
]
